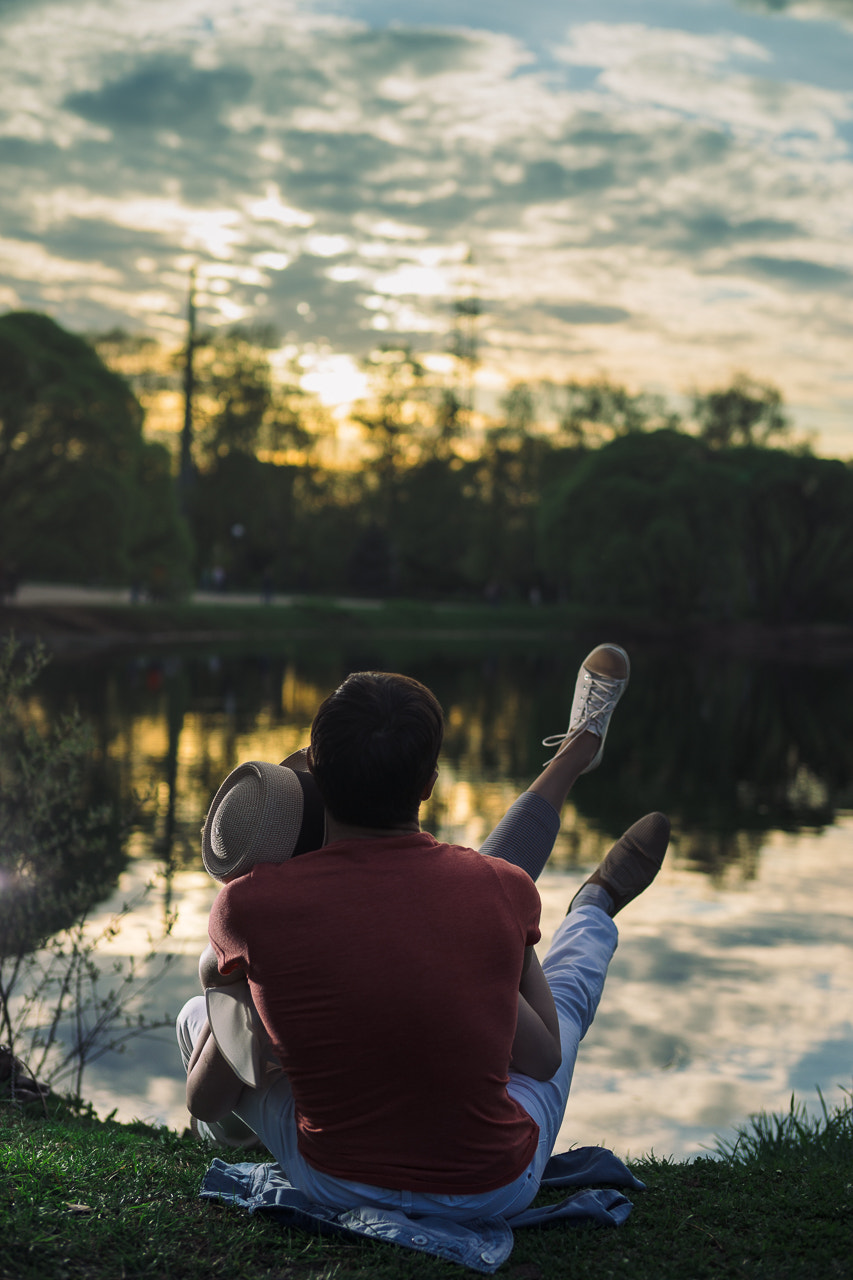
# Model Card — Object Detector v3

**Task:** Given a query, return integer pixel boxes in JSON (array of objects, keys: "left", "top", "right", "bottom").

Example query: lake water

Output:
[{"left": 22, "top": 634, "right": 853, "bottom": 1161}]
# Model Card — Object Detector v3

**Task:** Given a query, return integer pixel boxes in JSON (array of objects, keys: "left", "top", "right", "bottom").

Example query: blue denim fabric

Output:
[{"left": 200, "top": 1147, "right": 644, "bottom": 1274}]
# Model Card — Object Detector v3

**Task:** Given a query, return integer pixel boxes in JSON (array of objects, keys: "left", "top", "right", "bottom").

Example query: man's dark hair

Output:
[{"left": 309, "top": 672, "right": 444, "bottom": 828}]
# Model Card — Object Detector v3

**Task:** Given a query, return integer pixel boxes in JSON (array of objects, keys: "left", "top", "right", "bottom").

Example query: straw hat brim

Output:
[{"left": 202, "top": 759, "right": 323, "bottom": 880}]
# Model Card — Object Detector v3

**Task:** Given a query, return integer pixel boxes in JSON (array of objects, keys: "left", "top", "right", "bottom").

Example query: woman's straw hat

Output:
[{"left": 202, "top": 754, "right": 325, "bottom": 881}]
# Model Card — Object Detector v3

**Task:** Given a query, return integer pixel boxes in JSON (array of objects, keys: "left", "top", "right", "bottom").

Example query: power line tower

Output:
[
  {"left": 178, "top": 266, "right": 197, "bottom": 513},
  {"left": 450, "top": 249, "right": 480, "bottom": 429}
]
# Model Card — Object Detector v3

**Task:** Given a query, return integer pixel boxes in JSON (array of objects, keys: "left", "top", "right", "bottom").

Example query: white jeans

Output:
[{"left": 177, "top": 904, "right": 617, "bottom": 1222}]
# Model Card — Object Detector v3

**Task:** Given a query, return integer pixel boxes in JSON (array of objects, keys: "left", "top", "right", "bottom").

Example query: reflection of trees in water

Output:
[
  {"left": 594, "top": 647, "right": 853, "bottom": 878},
  {"left": 1, "top": 710, "right": 126, "bottom": 954},
  {"left": 417, "top": 644, "right": 853, "bottom": 878},
  {"left": 675, "top": 829, "right": 764, "bottom": 886},
  {"left": 34, "top": 651, "right": 338, "bottom": 878},
  {"left": 29, "top": 641, "right": 853, "bottom": 891}
]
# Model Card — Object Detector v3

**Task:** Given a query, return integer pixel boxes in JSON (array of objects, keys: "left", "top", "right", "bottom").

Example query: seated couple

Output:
[{"left": 177, "top": 645, "right": 670, "bottom": 1222}]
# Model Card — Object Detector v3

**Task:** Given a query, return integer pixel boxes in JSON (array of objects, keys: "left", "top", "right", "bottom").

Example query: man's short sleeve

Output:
[
  {"left": 490, "top": 858, "right": 541, "bottom": 948},
  {"left": 207, "top": 882, "right": 251, "bottom": 976}
]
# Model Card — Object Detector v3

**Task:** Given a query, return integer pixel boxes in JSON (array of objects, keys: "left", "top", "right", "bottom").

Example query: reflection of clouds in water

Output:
[
  {"left": 84, "top": 859, "right": 219, "bottom": 957},
  {"left": 78, "top": 819, "right": 853, "bottom": 1158},
  {"left": 538, "top": 818, "right": 853, "bottom": 1159},
  {"left": 46, "top": 955, "right": 201, "bottom": 1130}
]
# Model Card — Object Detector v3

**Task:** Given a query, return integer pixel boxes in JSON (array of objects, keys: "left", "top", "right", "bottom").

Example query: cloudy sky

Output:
[{"left": 2, "top": 0, "right": 852, "bottom": 451}]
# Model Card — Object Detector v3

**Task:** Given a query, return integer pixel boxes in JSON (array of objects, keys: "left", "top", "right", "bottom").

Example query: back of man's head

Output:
[{"left": 309, "top": 672, "right": 444, "bottom": 829}]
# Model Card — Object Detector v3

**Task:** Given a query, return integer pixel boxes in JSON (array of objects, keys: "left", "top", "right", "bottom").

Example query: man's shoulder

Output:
[
  {"left": 432, "top": 841, "right": 539, "bottom": 890},
  {"left": 214, "top": 861, "right": 290, "bottom": 903}
]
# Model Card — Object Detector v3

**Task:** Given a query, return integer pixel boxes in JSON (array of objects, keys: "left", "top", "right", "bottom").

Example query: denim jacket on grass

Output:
[{"left": 200, "top": 1147, "right": 645, "bottom": 1274}]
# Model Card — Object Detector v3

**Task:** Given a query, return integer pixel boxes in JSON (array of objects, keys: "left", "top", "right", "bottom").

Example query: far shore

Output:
[{"left": 3, "top": 582, "right": 853, "bottom": 661}]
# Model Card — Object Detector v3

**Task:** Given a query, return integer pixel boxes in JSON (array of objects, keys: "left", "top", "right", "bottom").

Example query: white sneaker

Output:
[{"left": 542, "top": 643, "right": 630, "bottom": 770}]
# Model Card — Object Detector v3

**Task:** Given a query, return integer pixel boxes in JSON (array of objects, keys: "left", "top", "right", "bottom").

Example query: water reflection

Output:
[
  {"left": 74, "top": 822, "right": 853, "bottom": 1162},
  {"left": 27, "top": 638, "right": 853, "bottom": 1156},
  {"left": 40, "top": 641, "right": 853, "bottom": 876}
]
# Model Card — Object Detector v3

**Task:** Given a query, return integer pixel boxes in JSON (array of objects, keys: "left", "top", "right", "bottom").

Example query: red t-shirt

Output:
[{"left": 208, "top": 832, "right": 542, "bottom": 1193}]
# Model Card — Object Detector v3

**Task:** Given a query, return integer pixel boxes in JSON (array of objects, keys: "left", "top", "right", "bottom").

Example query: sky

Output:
[{"left": 2, "top": 0, "right": 852, "bottom": 452}]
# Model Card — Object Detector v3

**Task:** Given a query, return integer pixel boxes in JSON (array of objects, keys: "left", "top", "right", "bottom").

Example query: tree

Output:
[
  {"left": 538, "top": 429, "right": 853, "bottom": 625},
  {"left": 557, "top": 377, "right": 681, "bottom": 447},
  {"left": 735, "top": 448, "right": 853, "bottom": 622},
  {"left": 351, "top": 346, "right": 431, "bottom": 479},
  {"left": 189, "top": 451, "right": 304, "bottom": 589},
  {"left": 191, "top": 329, "right": 316, "bottom": 466},
  {"left": 0, "top": 311, "right": 191, "bottom": 593},
  {"left": 390, "top": 457, "right": 476, "bottom": 596},
  {"left": 462, "top": 384, "right": 554, "bottom": 598},
  {"left": 693, "top": 374, "right": 792, "bottom": 449},
  {"left": 539, "top": 431, "right": 748, "bottom": 621}
]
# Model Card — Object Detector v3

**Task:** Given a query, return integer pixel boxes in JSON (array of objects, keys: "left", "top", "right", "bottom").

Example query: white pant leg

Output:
[
  {"left": 177, "top": 995, "right": 309, "bottom": 1161},
  {"left": 504, "top": 905, "right": 618, "bottom": 1209}
]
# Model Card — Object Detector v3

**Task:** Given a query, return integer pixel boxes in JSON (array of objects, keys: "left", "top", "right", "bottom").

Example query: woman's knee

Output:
[{"left": 175, "top": 994, "right": 208, "bottom": 1067}]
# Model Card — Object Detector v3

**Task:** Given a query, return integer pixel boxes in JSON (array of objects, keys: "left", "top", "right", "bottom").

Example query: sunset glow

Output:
[{"left": 1, "top": 0, "right": 851, "bottom": 450}]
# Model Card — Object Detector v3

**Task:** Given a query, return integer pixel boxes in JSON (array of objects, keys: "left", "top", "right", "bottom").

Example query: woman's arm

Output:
[
  {"left": 198, "top": 942, "right": 245, "bottom": 990},
  {"left": 510, "top": 946, "right": 562, "bottom": 1081}
]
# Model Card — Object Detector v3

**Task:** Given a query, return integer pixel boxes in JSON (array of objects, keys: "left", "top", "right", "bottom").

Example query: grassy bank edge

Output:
[
  {"left": 3, "top": 1091, "right": 851, "bottom": 1280},
  {"left": 5, "top": 596, "right": 853, "bottom": 662}
]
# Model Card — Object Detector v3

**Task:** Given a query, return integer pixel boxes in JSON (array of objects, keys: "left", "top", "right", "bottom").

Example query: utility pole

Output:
[{"left": 178, "top": 266, "right": 197, "bottom": 513}]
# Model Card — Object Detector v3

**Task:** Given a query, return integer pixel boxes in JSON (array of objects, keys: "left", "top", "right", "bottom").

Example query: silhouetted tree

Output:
[
  {"left": 539, "top": 429, "right": 853, "bottom": 625},
  {"left": 557, "top": 376, "right": 681, "bottom": 447},
  {"left": 192, "top": 329, "right": 316, "bottom": 465},
  {"left": 0, "top": 311, "right": 191, "bottom": 593},
  {"left": 693, "top": 374, "right": 793, "bottom": 449},
  {"left": 463, "top": 384, "right": 553, "bottom": 598}
]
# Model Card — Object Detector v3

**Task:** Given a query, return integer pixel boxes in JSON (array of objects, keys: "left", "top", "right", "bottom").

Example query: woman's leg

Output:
[
  {"left": 479, "top": 728, "right": 599, "bottom": 880},
  {"left": 479, "top": 644, "right": 630, "bottom": 880},
  {"left": 176, "top": 995, "right": 265, "bottom": 1148}
]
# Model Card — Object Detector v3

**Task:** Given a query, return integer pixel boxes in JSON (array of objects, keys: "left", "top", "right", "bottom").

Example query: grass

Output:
[{"left": 2, "top": 1092, "right": 851, "bottom": 1280}]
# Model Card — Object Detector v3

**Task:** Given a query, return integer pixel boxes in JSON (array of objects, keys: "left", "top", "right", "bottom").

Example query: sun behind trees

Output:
[{"left": 4, "top": 309, "right": 852, "bottom": 625}]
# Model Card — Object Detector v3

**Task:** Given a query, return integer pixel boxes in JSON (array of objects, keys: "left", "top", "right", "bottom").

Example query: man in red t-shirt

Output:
[{"left": 179, "top": 655, "right": 669, "bottom": 1220}]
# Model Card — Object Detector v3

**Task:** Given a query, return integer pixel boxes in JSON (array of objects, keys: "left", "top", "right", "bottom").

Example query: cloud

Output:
[
  {"left": 257, "top": 250, "right": 374, "bottom": 346},
  {"left": 558, "top": 22, "right": 771, "bottom": 72},
  {"left": 66, "top": 56, "right": 253, "bottom": 134},
  {"left": 544, "top": 303, "right": 631, "bottom": 325},
  {"left": 0, "top": 1, "right": 852, "bottom": 445},
  {"left": 555, "top": 21, "right": 851, "bottom": 140},
  {"left": 669, "top": 212, "right": 804, "bottom": 251},
  {"left": 517, "top": 158, "right": 617, "bottom": 201},
  {"left": 789, "top": 1029, "right": 853, "bottom": 1093},
  {"left": 727, "top": 254, "right": 853, "bottom": 287},
  {"left": 739, "top": 0, "right": 853, "bottom": 25},
  {"left": 27, "top": 216, "right": 174, "bottom": 265}
]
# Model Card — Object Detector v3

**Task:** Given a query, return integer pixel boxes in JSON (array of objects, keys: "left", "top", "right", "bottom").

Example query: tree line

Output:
[{"left": 2, "top": 308, "right": 852, "bottom": 625}]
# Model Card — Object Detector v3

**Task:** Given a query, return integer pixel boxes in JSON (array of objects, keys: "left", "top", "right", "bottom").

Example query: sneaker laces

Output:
[{"left": 541, "top": 671, "right": 624, "bottom": 751}]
